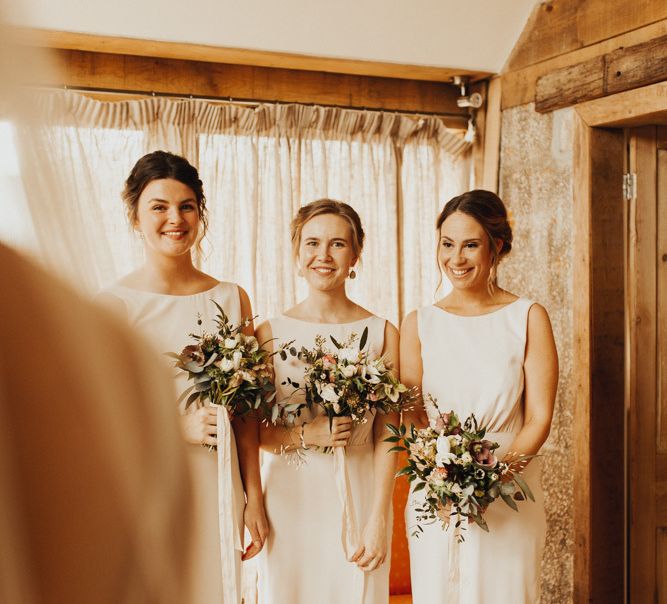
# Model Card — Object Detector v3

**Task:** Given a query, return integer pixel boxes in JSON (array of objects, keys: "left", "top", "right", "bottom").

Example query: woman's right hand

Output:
[
  {"left": 180, "top": 407, "right": 217, "bottom": 446},
  {"left": 303, "top": 415, "right": 352, "bottom": 448}
]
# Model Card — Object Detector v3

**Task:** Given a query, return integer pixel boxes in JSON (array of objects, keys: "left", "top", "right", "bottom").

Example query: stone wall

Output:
[{"left": 498, "top": 104, "right": 575, "bottom": 603}]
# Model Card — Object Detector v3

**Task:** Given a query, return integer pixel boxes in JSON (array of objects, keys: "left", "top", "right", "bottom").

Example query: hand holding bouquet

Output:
[
  {"left": 273, "top": 326, "right": 407, "bottom": 428},
  {"left": 387, "top": 397, "right": 534, "bottom": 540},
  {"left": 169, "top": 301, "right": 290, "bottom": 419}
]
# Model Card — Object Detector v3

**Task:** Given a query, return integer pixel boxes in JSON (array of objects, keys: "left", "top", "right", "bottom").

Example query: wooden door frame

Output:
[{"left": 572, "top": 81, "right": 667, "bottom": 603}]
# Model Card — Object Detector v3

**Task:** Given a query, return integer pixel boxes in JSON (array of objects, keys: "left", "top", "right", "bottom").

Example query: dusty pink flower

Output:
[
  {"left": 469, "top": 440, "right": 498, "bottom": 468},
  {"left": 182, "top": 344, "right": 205, "bottom": 365},
  {"left": 322, "top": 355, "right": 336, "bottom": 369}
]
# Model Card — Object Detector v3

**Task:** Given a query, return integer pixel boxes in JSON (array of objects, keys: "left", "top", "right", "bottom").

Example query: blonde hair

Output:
[{"left": 290, "top": 199, "right": 365, "bottom": 261}]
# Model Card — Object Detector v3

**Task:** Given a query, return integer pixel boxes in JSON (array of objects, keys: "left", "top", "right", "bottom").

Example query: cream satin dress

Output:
[
  {"left": 108, "top": 281, "right": 246, "bottom": 604},
  {"left": 257, "top": 315, "right": 392, "bottom": 604},
  {"left": 406, "top": 299, "right": 547, "bottom": 604}
]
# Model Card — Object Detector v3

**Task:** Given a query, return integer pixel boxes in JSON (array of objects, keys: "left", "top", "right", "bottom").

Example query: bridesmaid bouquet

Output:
[
  {"left": 272, "top": 326, "right": 407, "bottom": 427},
  {"left": 168, "top": 301, "right": 290, "bottom": 419},
  {"left": 388, "top": 399, "right": 534, "bottom": 540}
]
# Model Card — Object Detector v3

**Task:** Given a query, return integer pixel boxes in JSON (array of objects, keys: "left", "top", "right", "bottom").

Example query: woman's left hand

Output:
[
  {"left": 350, "top": 516, "right": 387, "bottom": 572},
  {"left": 241, "top": 498, "right": 269, "bottom": 561}
]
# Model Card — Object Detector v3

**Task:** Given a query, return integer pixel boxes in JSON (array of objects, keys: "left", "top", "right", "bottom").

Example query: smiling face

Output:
[
  {"left": 134, "top": 178, "right": 200, "bottom": 258},
  {"left": 438, "top": 210, "right": 498, "bottom": 292},
  {"left": 297, "top": 213, "right": 358, "bottom": 292}
]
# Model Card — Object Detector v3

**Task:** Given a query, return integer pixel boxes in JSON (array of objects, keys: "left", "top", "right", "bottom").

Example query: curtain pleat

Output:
[{"left": 16, "top": 91, "right": 470, "bottom": 323}]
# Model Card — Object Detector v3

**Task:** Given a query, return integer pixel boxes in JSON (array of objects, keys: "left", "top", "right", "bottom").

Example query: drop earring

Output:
[{"left": 349, "top": 269, "right": 356, "bottom": 280}]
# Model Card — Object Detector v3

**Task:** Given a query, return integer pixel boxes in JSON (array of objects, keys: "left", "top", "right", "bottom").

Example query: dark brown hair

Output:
[
  {"left": 435, "top": 190, "right": 513, "bottom": 293},
  {"left": 122, "top": 150, "right": 208, "bottom": 238},
  {"left": 436, "top": 189, "right": 513, "bottom": 263},
  {"left": 290, "top": 198, "right": 365, "bottom": 260}
]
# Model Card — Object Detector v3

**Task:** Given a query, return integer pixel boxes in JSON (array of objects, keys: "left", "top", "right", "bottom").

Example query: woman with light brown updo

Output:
[
  {"left": 256, "top": 199, "right": 399, "bottom": 604},
  {"left": 99, "top": 150, "right": 268, "bottom": 604},
  {"left": 401, "top": 189, "right": 558, "bottom": 603}
]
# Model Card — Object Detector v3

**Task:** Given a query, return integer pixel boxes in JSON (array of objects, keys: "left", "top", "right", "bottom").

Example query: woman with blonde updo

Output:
[
  {"left": 256, "top": 199, "right": 399, "bottom": 604},
  {"left": 401, "top": 190, "right": 558, "bottom": 603}
]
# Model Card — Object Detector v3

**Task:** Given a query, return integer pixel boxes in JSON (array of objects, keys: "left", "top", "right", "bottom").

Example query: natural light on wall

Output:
[{"left": 0, "top": 120, "right": 37, "bottom": 254}]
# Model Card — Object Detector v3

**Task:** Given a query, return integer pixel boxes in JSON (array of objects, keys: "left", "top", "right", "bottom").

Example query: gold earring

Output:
[
  {"left": 349, "top": 269, "right": 356, "bottom": 280},
  {"left": 487, "top": 264, "right": 497, "bottom": 294}
]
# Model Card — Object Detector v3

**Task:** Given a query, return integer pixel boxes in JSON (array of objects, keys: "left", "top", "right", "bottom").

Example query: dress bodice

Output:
[
  {"left": 417, "top": 298, "right": 535, "bottom": 433},
  {"left": 107, "top": 281, "right": 242, "bottom": 410}
]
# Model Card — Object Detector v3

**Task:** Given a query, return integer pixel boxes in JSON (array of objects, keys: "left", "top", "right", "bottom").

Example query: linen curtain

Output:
[{"left": 14, "top": 91, "right": 470, "bottom": 324}]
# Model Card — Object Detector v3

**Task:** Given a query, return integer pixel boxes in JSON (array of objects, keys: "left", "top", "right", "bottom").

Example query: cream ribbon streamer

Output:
[
  {"left": 333, "top": 446, "right": 366, "bottom": 604},
  {"left": 217, "top": 406, "right": 239, "bottom": 604}
]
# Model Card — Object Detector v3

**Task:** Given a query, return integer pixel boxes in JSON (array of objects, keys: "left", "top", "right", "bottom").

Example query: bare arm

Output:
[
  {"left": 399, "top": 310, "right": 427, "bottom": 430},
  {"left": 231, "top": 286, "right": 268, "bottom": 560},
  {"left": 353, "top": 321, "right": 401, "bottom": 571},
  {"left": 505, "top": 304, "right": 558, "bottom": 460}
]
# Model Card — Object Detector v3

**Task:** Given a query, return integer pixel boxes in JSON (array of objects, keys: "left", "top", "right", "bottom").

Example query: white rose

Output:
[
  {"left": 340, "top": 364, "right": 357, "bottom": 378},
  {"left": 436, "top": 433, "right": 456, "bottom": 467},
  {"left": 362, "top": 363, "right": 381, "bottom": 384},
  {"left": 232, "top": 350, "right": 243, "bottom": 370},
  {"left": 224, "top": 337, "right": 238, "bottom": 349},
  {"left": 338, "top": 348, "right": 360, "bottom": 364},
  {"left": 242, "top": 334, "right": 259, "bottom": 352},
  {"left": 220, "top": 358, "right": 234, "bottom": 372},
  {"left": 318, "top": 383, "right": 340, "bottom": 403}
]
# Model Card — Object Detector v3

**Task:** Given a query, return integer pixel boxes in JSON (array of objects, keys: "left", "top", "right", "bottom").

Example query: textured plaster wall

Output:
[{"left": 498, "top": 104, "right": 575, "bottom": 603}]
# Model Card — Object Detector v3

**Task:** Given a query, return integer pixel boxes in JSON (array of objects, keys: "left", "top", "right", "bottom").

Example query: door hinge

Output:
[{"left": 623, "top": 172, "right": 636, "bottom": 201}]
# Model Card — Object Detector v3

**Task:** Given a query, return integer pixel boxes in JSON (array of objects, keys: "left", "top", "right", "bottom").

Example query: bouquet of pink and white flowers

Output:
[
  {"left": 273, "top": 326, "right": 407, "bottom": 428},
  {"left": 387, "top": 398, "right": 534, "bottom": 540},
  {"left": 169, "top": 301, "right": 290, "bottom": 419}
]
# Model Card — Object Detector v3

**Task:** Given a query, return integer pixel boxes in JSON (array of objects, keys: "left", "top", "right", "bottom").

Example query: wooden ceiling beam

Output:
[
  {"left": 535, "top": 33, "right": 667, "bottom": 113},
  {"left": 16, "top": 27, "right": 491, "bottom": 84},
  {"left": 35, "top": 48, "right": 470, "bottom": 126}
]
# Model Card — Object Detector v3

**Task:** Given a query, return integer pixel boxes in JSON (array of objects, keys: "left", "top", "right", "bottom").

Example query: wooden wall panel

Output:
[
  {"left": 572, "top": 114, "right": 593, "bottom": 603},
  {"left": 506, "top": 0, "right": 667, "bottom": 72},
  {"left": 38, "top": 48, "right": 468, "bottom": 126},
  {"left": 502, "top": 18, "right": 667, "bottom": 109},
  {"left": 572, "top": 114, "right": 626, "bottom": 603}
]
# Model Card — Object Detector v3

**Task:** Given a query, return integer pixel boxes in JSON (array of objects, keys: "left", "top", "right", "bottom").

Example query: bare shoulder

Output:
[
  {"left": 528, "top": 302, "right": 553, "bottom": 331},
  {"left": 236, "top": 285, "right": 253, "bottom": 313},
  {"left": 400, "top": 309, "right": 418, "bottom": 334},
  {"left": 353, "top": 303, "right": 375, "bottom": 320},
  {"left": 255, "top": 319, "right": 275, "bottom": 354},
  {"left": 383, "top": 320, "right": 399, "bottom": 340}
]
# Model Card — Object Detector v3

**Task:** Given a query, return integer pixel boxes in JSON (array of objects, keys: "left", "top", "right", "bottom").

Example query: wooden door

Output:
[{"left": 627, "top": 126, "right": 667, "bottom": 603}]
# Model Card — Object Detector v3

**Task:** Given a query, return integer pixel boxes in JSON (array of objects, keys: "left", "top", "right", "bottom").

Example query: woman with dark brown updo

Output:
[
  {"left": 401, "top": 190, "right": 558, "bottom": 603},
  {"left": 100, "top": 151, "right": 268, "bottom": 604},
  {"left": 255, "top": 199, "right": 399, "bottom": 604}
]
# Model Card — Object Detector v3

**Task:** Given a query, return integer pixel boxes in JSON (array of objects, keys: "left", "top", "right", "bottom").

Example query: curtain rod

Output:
[{"left": 45, "top": 84, "right": 469, "bottom": 124}]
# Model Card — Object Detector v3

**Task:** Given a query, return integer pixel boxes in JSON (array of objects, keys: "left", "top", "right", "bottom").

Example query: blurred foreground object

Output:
[{"left": 0, "top": 242, "right": 192, "bottom": 603}]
